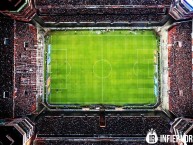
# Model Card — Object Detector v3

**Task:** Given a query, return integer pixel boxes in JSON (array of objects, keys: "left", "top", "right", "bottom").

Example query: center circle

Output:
[{"left": 93, "top": 59, "right": 112, "bottom": 78}]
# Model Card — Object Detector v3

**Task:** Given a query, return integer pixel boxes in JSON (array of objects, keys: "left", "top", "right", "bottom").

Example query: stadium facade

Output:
[{"left": 0, "top": 0, "right": 193, "bottom": 144}]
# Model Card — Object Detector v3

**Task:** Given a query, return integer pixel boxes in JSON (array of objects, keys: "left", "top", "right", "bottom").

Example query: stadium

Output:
[{"left": 0, "top": 0, "right": 193, "bottom": 144}]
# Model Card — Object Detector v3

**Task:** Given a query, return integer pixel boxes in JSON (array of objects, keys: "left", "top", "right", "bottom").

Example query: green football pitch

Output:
[{"left": 47, "top": 30, "right": 157, "bottom": 105}]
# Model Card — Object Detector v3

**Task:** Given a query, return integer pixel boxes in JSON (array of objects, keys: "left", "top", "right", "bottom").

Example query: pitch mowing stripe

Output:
[{"left": 48, "top": 30, "right": 157, "bottom": 105}]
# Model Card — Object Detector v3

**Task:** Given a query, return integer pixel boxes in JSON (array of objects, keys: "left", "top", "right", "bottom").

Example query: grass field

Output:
[{"left": 47, "top": 30, "right": 157, "bottom": 105}]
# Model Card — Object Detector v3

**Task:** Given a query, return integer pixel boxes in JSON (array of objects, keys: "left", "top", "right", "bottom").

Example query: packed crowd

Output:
[
  {"left": 34, "top": 139, "right": 165, "bottom": 145},
  {"left": 40, "top": 14, "right": 166, "bottom": 23},
  {"left": 35, "top": 0, "right": 171, "bottom": 7},
  {"left": 14, "top": 21, "right": 37, "bottom": 117},
  {"left": 168, "top": 21, "right": 193, "bottom": 117},
  {"left": 36, "top": 0, "right": 170, "bottom": 23},
  {"left": 36, "top": 115, "right": 170, "bottom": 136},
  {"left": 0, "top": 17, "right": 14, "bottom": 118},
  {"left": 38, "top": 7, "right": 167, "bottom": 15},
  {"left": 38, "top": 7, "right": 167, "bottom": 23}
]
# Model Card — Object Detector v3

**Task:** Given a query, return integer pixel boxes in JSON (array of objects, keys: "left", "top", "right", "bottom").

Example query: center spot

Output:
[{"left": 93, "top": 59, "right": 112, "bottom": 78}]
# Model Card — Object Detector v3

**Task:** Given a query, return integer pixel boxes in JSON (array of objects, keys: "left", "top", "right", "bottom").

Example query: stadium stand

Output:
[
  {"left": 38, "top": 8, "right": 166, "bottom": 15},
  {"left": 35, "top": 0, "right": 170, "bottom": 23},
  {"left": 40, "top": 14, "right": 166, "bottom": 23},
  {"left": 35, "top": 0, "right": 171, "bottom": 6},
  {"left": 168, "top": 21, "right": 193, "bottom": 117},
  {"left": 36, "top": 115, "right": 170, "bottom": 136},
  {"left": 14, "top": 21, "right": 37, "bottom": 117},
  {"left": 0, "top": 17, "right": 14, "bottom": 119},
  {"left": 33, "top": 139, "right": 166, "bottom": 145},
  {"left": 2, "top": 0, "right": 193, "bottom": 144}
]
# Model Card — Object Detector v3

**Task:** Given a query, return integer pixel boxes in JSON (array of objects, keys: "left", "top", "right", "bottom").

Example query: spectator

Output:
[
  {"left": 0, "top": 17, "right": 14, "bottom": 119},
  {"left": 168, "top": 21, "right": 193, "bottom": 117},
  {"left": 14, "top": 21, "right": 37, "bottom": 117}
]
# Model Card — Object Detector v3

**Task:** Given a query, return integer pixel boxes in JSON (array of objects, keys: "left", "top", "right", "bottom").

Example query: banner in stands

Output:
[
  {"left": 47, "top": 65, "right": 51, "bottom": 73},
  {"left": 47, "top": 76, "right": 51, "bottom": 87},
  {"left": 48, "top": 44, "right": 51, "bottom": 54},
  {"left": 154, "top": 85, "right": 158, "bottom": 97},
  {"left": 155, "top": 64, "right": 158, "bottom": 74},
  {"left": 47, "top": 86, "right": 51, "bottom": 95},
  {"left": 47, "top": 44, "right": 51, "bottom": 65},
  {"left": 154, "top": 64, "right": 159, "bottom": 97},
  {"left": 154, "top": 76, "right": 158, "bottom": 85}
]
